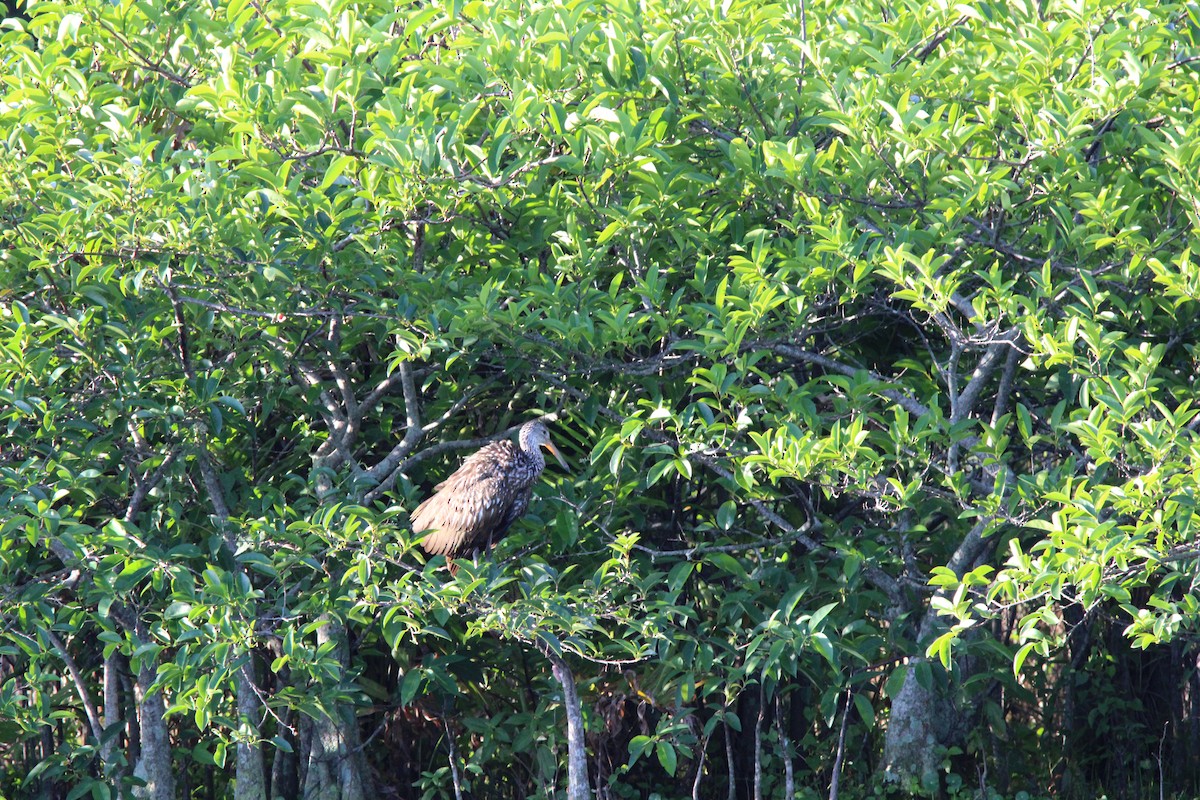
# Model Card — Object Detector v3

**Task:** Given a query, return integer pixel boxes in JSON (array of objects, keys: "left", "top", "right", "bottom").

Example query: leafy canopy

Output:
[{"left": 1, "top": 0, "right": 1199, "bottom": 795}]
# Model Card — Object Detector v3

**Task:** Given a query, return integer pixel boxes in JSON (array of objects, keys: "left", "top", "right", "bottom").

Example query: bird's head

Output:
[{"left": 521, "top": 419, "right": 569, "bottom": 471}]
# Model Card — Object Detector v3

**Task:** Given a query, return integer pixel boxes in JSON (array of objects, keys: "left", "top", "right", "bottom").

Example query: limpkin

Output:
[{"left": 412, "top": 419, "right": 569, "bottom": 568}]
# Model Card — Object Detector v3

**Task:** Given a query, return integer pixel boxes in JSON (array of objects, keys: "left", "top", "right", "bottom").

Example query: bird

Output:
[{"left": 411, "top": 419, "right": 569, "bottom": 568}]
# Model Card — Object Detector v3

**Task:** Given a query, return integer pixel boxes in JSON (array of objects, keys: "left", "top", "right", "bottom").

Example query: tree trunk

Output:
[
  {"left": 881, "top": 603, "right": 985, "bottom": 790},
  {"left": 732, "top": 689, "right": 760, "bottom": 800},
  {"left": 548, "top": 651, "right": 591, "bottom": 800},
  {"left": 237, "top": 659, "right": 268, "bottom": 800},
  {"left": 881, "top": 652, "right": 962, "bottom": 790},
  {"left": 300, "top": 617, "right": 369, "bottom": 800},
  {"left": 38, "top": 725, "right": 59, "bottom": 799},
  {"left": 271, "top": 707, "right": 300, "bottom": 800},
  {"left": 131, "top": 660, "right": 176, "bottom": 800},
  {"left": 303, "top": 713, "right": 367, "bottom": 800},
  {"left": 103, "top": 654, "right": 128, "bottom": 798},
  {"left": 881, "top": 519, "right": 994, "bottom": 790}
]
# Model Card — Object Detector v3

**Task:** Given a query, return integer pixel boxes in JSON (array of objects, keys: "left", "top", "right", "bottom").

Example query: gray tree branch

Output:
[
  {"left": 44, "top": 628, "right": 104, "bottom": 744},
  {"left": 772, "top": 344, "right": 932, "bottom": 418},
  {"left": 125, "top": 448, "right": 180, "bottom": 523},
  {"left": 990, "top": 346, "right": 1022, "bottom": 428},
  {"left": 952, "top": 331, "right": 1020, "bottom": 424},
  {"left": 547, "top": 650, "right": 592, "bottom": 800}
]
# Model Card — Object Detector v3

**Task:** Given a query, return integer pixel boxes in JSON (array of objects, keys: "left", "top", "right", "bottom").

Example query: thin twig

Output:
[
  {"left": 631, "top": 531, "right": 816, "bottom": 561},
  {"left": 93, "top": 15, "right": 194, "bottom": 87},
  {"left": 752, "top": 682, "right": 764, "bottom": 800},
  {"left": 692, "top": 728, "right": 710, "bottom": 800},
  {"left": 173, "top": 292, "right": 406, "bottom": 324},
  {"left": 777, "top": 694, "right": 794, "bottom": 800},
  {"left": 828, "top": 689, "right": 852, "bottom": 800},
  {"left": 724, "top": 714, "right": 736, "bottom": 800},
  {"left": 444, "top": 715, "right": 465, "bottom": 800}
]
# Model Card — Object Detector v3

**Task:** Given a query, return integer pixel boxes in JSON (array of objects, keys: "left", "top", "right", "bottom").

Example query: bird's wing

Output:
[
  {"left": 428, "top": 440, "right": 509, "bottom": 491},
  {"left": 411, "top": 442, "right": 525, "bottom": 557}
]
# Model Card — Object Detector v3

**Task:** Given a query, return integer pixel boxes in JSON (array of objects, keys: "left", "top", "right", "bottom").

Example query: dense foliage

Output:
[{"left": 1, "top": 0, "right": 1200, "bottom": 798}]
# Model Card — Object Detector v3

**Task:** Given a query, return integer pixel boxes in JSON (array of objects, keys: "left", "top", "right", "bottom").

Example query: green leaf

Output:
[
  {"left": 705, "top": 552, "right": 747, "bottom": 580},
  {"left": 1013, "top": 642, "right": 1037, "bottom": 677},
  {"left": 926, "top": 630, "right": 957, "bottom": 669},
  {"left": 192, "top": 742, "right": 215, "bottom": 766},
  {"left": 400, "top": 670, "right": 423, "bottom": 707},
  {"left": 716, "top": 500, "right": 736, "bottom": 530},
  {"left": 852, "top": 693, "right": 875, "bottom": 729},
  {"left": 66, "top": 780, "right": 97, "bottom": 800},
  {"left": 656, "top": 740, "right": 677, "bottom": 775},
  {"left": 667, "top": 561, "right": 694, "bottom": 592},
  {"left": 164, "top": 602, "right": 192, "bottom": 619},
  {"left": 628, "top": 734, "right": 653, "bottom": 763}
]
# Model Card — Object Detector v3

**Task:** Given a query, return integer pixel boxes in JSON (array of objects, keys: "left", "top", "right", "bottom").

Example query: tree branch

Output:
[
  {"left": 828, "top": 689, "right": 852, "bottom": 800},
  {"left": 892, "top": 15, "right": 968, "bottom": 66},
  {"left": 989, "top": 346, "right": 1021, "bottom": 428},
  {"left": 777, "top": 694, "right": 795, "bottom": 800},
  {"left": 125, "top": 448, "right": 181, "bottom": 523},
  {"left": 44, "top": 628, "right": 105, "bottom": 744},
  {"left": 359, "top": 372, "right": 404, "bottom": 418},
  {"left": 443, "top": 715, "right": 465, "bottom": 800},
  {"left": 772, "top": 343, "right": 931, "bottom": 418},
  {"left": 295, "top": 361, "right": 343, "bottom": 432},
  {"left": 161, "top": 272, "right": 196, "bottom": 382},
  {"left": 363, "top": 419, "right": 533, "bottom": 507},
  {"left": 325, "top": 316, "right": 360, "bottom": 438},
  {"left": 93, "top": 15, "right": 194, "bottom": 87},
  {"left": 709, "top": 469, "right": 901, "bottom": 601},
  {"left": 359, "top": 361, "right": 426, "bottom": 503},
  {"left": 546, "top": 650, "right": 591, "bottom": 800},
  {"left": 195, "top": 435, "right": 235, "bottom": 550},
  {"left": 175, "top": 293, "right": 402, "bottom": 323},
  {"left": 952, "top": 331, "right": 1019, "bottom": 424},
  {"left": 691, "top": 730, "right": 710, "bottom": 800},
  {"left": 945, "top": 516, "right": 996, "bottom": 577}
]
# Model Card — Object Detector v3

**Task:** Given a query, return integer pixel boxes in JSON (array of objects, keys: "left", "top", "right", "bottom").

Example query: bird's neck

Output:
[{"left": 518, "top": 429, "right": 545, "bottom": 471}]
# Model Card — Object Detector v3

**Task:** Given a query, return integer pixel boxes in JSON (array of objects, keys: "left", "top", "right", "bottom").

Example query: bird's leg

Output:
[{"left": 475, "top": 538, "right": 491, "bottom": 571}]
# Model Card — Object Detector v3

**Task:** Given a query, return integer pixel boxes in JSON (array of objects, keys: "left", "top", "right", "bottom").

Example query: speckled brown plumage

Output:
[{"left": 412, "top": 420, "right": 567, "bottom": 564}]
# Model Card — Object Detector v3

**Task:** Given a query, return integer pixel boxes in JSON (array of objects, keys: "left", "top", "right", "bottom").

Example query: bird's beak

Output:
[{"left": 542, "top": 441, "right": 569, "bottom": 472}]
